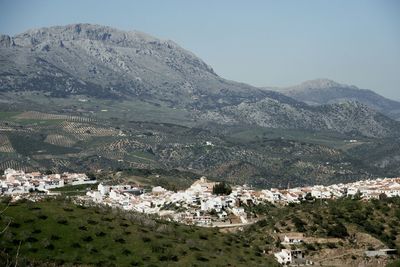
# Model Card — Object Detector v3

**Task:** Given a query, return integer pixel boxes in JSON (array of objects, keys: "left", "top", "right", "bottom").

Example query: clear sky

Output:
[{"left": 1, "top": 0, "right": 399, "bottom": 99}]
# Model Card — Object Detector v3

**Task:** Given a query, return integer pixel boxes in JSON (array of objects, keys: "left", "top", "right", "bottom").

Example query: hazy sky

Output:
[{"left": 1, "top": 0, "right": 399, "bottom": 99}]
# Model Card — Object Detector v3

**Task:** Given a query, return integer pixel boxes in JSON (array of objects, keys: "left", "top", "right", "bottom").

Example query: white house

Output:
[
  {"left": 281, "top": 233, "right": 304, "bottom": 245},
  {"left": 274, "top": 249, "right": 304, "bottom": 265}
]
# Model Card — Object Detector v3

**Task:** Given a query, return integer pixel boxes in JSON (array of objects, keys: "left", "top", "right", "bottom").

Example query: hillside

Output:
[
  {"left": 243, "top": 196, "right": 400, "bottom": 266},
  {"left": 0, "top": 110, "right": 396, "bottom": 188},
  {"left": 269, "top": 79, "right": 400, "bottom": 121},
  {"left": 1, "top": 24, "right": 400, "bottom": 138},
  {"left": 1, "top": 196, "right": 399, "bottom": 266},
  {"left": 0, "top": 198, "right": 278, "bottom": 266}
]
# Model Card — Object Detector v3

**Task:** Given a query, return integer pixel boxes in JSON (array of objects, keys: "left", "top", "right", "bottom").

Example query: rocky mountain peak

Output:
[
  {"left": 291, "top": 79, "right": 356, "bottom": 91},
  {"left": 1, "top": 24, "right": 399, "bottom": 137},
  {"left": 12, "top": 24, "right": 159, "bottom": 46}
]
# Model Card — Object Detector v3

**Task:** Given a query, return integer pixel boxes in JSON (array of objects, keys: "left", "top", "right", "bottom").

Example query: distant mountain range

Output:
[
  {"left": 265, "top": 79, "right": 400, "bottom": 121},
  {"left": 1, "top": 24, "right": 400, "bottom": 138}
]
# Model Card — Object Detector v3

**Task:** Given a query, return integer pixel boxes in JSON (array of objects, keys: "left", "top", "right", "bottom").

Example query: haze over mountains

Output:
[
  {"left": 1, "top": 24, "right": 400, "bottom": 138},
  {"left": 267, "top": 79, "right": 400, "bottom": 121}
]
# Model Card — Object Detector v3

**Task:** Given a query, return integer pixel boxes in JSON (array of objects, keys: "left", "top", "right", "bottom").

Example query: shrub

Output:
[
  {"left": 82, "top": 236, "right": 93, "bottom": 242},
  {"left": 142, "top": 237, "right": 151, "bottom": 243},
  {"left": 57, "top": 218, "right": 68, "bottom": 225},
  {"left": 50, "top": 235, "right": 60, "bottom": 241},
  {"left": 115, "top": 238, "right": 126, "bottom": 244},
  {"left": 25, "top": 236, "right": 38, "bottom": 243},
  {"left": 327, "top": 222, "right": 348, "bottom": 238},
  {"left": 71, "top": 242, "right": 81, "bottom": 248},
  {"left": 122, "top": 249, "right": 131, "bottom": 255},
  {"left": 326, "top": 242, "right": 337, "bottom": 249},
  {"left": 95, "top": 231, "right": 106, "bottom": 237},
  {"left": 45, "top": 243, "right": 55, "bottom": 250},
  {"left": 10, "top": 222, "right": 21, "bottom": 228},
  {"left": 292, "top": 217, "right": 306, "bottom": 232},
  {"left": 63, "top": 207, "right": 74, "bottom": 212},
  {"left": 37, "top": 214, "right": 48, "bottom": 220},
  {"left": 87, "top": 219, "right": 98, "bottom": 225},
  {"left": 196, "top": 254, "right": 209, "bottom": 262}
]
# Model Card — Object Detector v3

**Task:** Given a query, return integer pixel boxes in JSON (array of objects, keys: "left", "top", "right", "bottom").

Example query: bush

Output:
[
  {"left": 327, "top": 222, "right": 348, "bottom": 238},
  {"left": 142, "top": 237, "right": 151, "bottom": 243},
  {"left": 292, "top": 217, "right": 306, "bottom": 232},
  {"left": 71, "top": 242, "right": 81, "bottom": 248},
  {"left": 87, "top": 219, "right": 98, "bottom": 225},
  {"left": 51, "top": 235, "right": 60, "bottom": 240},
  {"left": 32, "top": 229, "right": 42, "bottom": 234},
  {"left": 37, "top": 214, "right": 48, "bottom": 220},
  {"left": 326, "top": 242, "right": 337, "bottom": 249},
  {"left": 196, "top": 254, "right": 209, "bottom": 262},
  {"left": 25, "top": 236, "right": 38, "bottom": 243},
  {"left": 45, "top": 243, "right": 55, "bottom": 250},
  {"left": 57, "top": 218, "right": 68, "bottom": 225},
  {"left": 115, "top": 238, "right": 125, "bottom": 244},
  {"left": 82, "top": 236, "right": 93, "bottom": 242},
  {"left": 95, "top": 231, "right": 106, "bottom": 237},
  {"left": 122, "top": 249, "right": 131, "bottom": 255}
]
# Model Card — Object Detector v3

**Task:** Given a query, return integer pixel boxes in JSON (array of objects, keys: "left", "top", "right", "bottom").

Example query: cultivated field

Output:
[
  {"left": 0, "top": 135, "right": 15, "bottom": 153},
  {"left": 61, "top": 122, "right": 119, "bottom": 140},
  {"left": 44, "top": 134, "right": 77, "bottom": 147},
  {"left": 15, "top": 111, "right": 93, "bottom": 122}
]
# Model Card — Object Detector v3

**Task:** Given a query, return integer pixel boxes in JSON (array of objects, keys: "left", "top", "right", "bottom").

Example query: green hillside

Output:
[{"left": 0, "top": 198, "right": 278, "bottom": 266}]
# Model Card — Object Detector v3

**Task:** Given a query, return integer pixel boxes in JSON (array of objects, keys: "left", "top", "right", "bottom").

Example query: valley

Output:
[{"left": 0, "top": 21, "right": 400, "bottom": 267}]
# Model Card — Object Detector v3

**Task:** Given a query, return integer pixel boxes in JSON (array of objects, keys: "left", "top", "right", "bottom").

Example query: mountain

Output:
[
  {"left": 1, "top": 24, "right": 400, "bottom": 187},
  {"left": 0, "top": 24, "right": 275, "bottom": 108},
  {"left": 269, "top": 79, "right": 400, "bottom": 121},
  {"left": 1, "top": 24, "right": 400, "bottom": 138}
]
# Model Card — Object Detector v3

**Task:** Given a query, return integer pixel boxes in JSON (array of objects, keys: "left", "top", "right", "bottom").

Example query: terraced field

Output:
[
  {"left": 15, "top": 111, "right": 94, "bottom": 122},
  {"left": 44, "top": 134, "right": 77, "bottom": 147},
  {"left": 61, "top": 121, "right": 119, "bottom": 140},
  {"left": 0, "top": 109, "right": 399, "bottom": 188},
  {"left": 0, "top": 135, "right": 14, "bottom": 153}
]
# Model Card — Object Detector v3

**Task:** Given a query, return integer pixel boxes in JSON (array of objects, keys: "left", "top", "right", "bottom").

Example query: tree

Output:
[
  {"left": 353, "top": 190, "right": 362, "bottom": 200},
  {"left": 304, "top": 192, "right": 314, "bottom": 202},
  {"left": 379, "top": 193, "right": 388, "bottom": 200},
  {"left": 212, "top": 182, "right": 232, "bottom": 196},
  {"left": 86, "top": 172, "right": 97, "bottom": 180}
]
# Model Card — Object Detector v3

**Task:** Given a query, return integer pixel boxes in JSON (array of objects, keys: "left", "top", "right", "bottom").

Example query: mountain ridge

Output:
[
  {"left": 1, "top": 24, "right": 400, "bottom": 138},
  {"left": 267, "top": 79, "right": 400, "bottom": 120}
]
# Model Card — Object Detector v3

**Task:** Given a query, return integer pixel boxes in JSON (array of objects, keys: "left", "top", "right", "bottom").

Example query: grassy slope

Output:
[
  {"left": 1, "top": 196, "right": 399, "bottom": 266},
  {"left": 0, "top": 198, "right": 278, "bottom": 267}
]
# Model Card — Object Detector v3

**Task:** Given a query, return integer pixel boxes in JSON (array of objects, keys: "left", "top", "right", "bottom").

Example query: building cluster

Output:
[
  {"left": 2, "top": 167, "right": 400, "bottom": 227},
  {"left": 264, "top": 177, "right": 400, "bottom": 204},
  {"left": 85, "top": 177, "right": 252, "bottom": 227},
  {"left": 83, "top": 176, "right": 400, "bottom": 227},
  {"left": 0, "top": 168, "right": 97, "bottom": 195}
]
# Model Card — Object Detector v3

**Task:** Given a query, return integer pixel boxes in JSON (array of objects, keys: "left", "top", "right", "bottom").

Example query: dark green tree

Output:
[{"left": 212, "top": 182, "right": 232, "bottom": 195}]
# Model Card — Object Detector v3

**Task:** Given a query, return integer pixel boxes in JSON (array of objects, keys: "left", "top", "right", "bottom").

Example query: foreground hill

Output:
[
  {"left": 268, "top": 79, "right": 400, "bottom": 121},
  {"left": 1, "top": 24, "right": 400, "bottom": 138},
  {"left": 0, "top": 198, "right": 278, "bottom": 266},
  {"left": 1, "top": 197, "right": 399, "bottom": 266}
]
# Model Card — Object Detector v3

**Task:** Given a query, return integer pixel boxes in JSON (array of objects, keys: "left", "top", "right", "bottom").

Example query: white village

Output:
[{"left": 1, "top": 168, "right": 400, "bottom": 265}]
